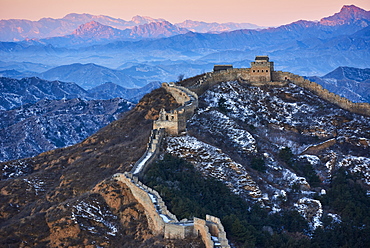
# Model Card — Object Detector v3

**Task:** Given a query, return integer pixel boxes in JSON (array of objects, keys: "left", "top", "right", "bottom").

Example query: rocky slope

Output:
[
  {"left": 0, "top": 87, "right": 206, "bottom": 247},
  {"left": 171, "top": 80, "right": 370, "bottom": 230},
  {"left": 0, "top": 97, "right": 134, "bottom": 163}
]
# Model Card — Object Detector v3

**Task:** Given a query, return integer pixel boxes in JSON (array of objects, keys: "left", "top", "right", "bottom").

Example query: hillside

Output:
[
  {"left": 0, "top": 87, "right": 194, "bottom": 247},
  {"left": 1, "top": 64, "right": 370, "bottom": 246},
  {"left": 0, "top": 97, "right": 134, "bottom": 162}
]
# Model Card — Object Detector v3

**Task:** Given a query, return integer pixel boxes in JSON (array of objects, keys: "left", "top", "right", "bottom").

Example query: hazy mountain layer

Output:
[
  {"left": 39, "top": 63, "right": 146, "bottom": 89},
  {"left": 0, "top": 97, "right": 134, "bottom": 163},
  {"left": 1, "top": 5, "right": 369, "bottom": 78},
  {"left": 307, "top": 67, "right": 370, "bottom": 103}
]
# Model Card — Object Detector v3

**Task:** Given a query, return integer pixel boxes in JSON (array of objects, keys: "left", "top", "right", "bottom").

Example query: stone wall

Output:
[
  {"left": 153, "top": 83, "right": 199, "bottom": 135},
  {"left": 194, "top": 217, "right": 214, "bottom": 248},
  {"left": 170, "top": 83, "right": 199, "bottom": 119},
  {"left": 112, "top": 173, "right": 166, "bottom": 235},
  {"left": 162, "top": 82, "right": 191, "bottom": 105},
  {"left": 113, "top": 172, "right": 231, "bottom": 247},
  {"left": 118, "top": 80, "right": 231, "bottom": 246},
  {"left": 164, "top": 223, "right": 194, "bottom": 239},
  {"left": 182, "top": 69, "right": 251, "bottom": 96},
  {"left": 153, "top": 109, "right": 186, "bottom": 135},
  {"left": 206, "top": 215, "right": 230, "bottom": 248}
]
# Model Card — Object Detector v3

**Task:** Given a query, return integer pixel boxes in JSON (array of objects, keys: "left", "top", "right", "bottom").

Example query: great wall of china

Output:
[
  {"left": 113, "top": 82, "right": 230, "bottom": 248},
  {"left": 111, "top": 56, "right": 370, "bottom": 247}
]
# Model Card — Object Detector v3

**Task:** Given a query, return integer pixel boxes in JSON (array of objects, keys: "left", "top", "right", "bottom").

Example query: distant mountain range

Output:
[
  {"left": 0, "top": 77, "right": 160, "bottom": 110},
  {"left": 0, "top": 75, "right": 162, "bottom": 162},
  {"left": 0, "top": 5, "right": 369, "bottom": 81},
  {"left": 0, "top": 97, "right": 133, "bottom": 162},
  {"left": 38, "top": 63, "right": 146, "bottom": 89},
  {"left": 0, "top": 14, "right": 166, "bottom": 41},
  {"left": 0, "top": 5, "right": 370, "bottom": 85},
  {"left": 0, "top": 13, "right": 262, "bottom": 42},
  {"left": 0, "top": 62, "right": 201, "bottom": 90}
]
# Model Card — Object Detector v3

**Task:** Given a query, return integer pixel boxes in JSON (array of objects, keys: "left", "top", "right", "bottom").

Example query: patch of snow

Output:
[
  {"left": 166, "top": 135, "right": 262, "bottom": 199},
  {"left": 299, "top": 155, "right": 320, "bottom": 166},
  {"left": 72, "top": 199, "right": 119, "bottom": 236},
  {"left": 148, "top": 193, "right": 157, "bottom": 204},
  {"left": 160, "top": 214, "right": 172, "bottom": 223},
  {"left": 294, "top": 197, "right": 323, "bottom": 230},
  {"left": 338, "top": 156, "right": 370, "bottom": 186},
  {"left": 133, "top": 151, "right": 153, "bottom": 174},
  {"left": 327, "top": 213, "right": 341, "bottom": 224},
  {"left": 22, "top": 177, "right": 45, "bottom": 195}
]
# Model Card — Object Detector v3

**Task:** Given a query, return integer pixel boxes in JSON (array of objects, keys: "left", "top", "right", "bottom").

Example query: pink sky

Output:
[{"left": 0, "top": 0, "right": 369, "bottom": 26}]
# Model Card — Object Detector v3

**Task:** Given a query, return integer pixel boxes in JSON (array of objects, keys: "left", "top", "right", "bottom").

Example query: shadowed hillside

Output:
[{"left": 0, "top": 88, "right": 205, "bottom": 247}]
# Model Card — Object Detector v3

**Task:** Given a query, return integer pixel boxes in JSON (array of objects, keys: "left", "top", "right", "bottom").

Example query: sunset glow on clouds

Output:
[{"left": 0, "top": 0, "right": 369, "bottom": 26}]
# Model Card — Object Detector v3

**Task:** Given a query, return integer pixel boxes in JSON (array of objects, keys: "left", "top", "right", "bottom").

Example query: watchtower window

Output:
[
  {"left": 166, "top": 116, "right": 169, "bottom": 121},
  {"left": 257, "top": 70, "right": 259, "bottom": 72},
  {"left": 253, "top": 70, "right": 255, "bottom": 72},
  {"left": 266, "top": 70, "right": 268, "bottom": 72},
  {"left": 262, "top": 70, "right": 264, "bottom": 72}
]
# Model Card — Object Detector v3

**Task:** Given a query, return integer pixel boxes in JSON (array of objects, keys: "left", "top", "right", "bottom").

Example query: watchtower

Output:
[
  {"left": 213, "top": 65, "right": 233, "bottom": 72},
  {"left": 153, "top": 108, "right": 186, "bottom": 135},
  {"left": 250, "top": 56, "right": 274, "bottom": 82}
]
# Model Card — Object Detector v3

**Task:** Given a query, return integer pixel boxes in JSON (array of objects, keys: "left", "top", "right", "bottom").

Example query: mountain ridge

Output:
[
  {"left": 0, "top": 5, "right": 369, "bottom": 77},
  {"left": 5, "top": 4, "right": 367, "bottom": 42}
]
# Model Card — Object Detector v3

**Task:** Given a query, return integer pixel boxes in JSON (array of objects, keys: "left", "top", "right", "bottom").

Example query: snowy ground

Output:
[{"left": 166, "top": 135, "right": 262, "bottom": 200}]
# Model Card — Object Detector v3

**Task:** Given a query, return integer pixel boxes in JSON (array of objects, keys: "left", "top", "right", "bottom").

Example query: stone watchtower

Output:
[
  {"left": 250, "top": 56, "right": 274, "bottom": 82},
  {"left": 153, "top": 108, "right": 186, "bottom": 136}
]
